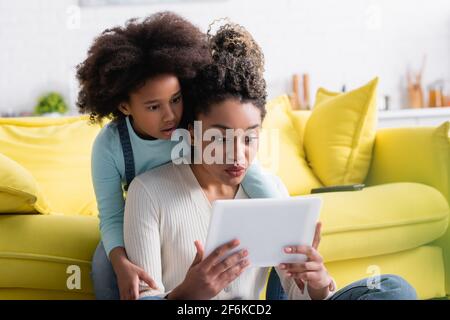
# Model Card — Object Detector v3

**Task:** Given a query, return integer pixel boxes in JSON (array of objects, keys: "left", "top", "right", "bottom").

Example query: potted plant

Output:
[{"left": 34, "top": 92, "right": 68, "bottom": 117}]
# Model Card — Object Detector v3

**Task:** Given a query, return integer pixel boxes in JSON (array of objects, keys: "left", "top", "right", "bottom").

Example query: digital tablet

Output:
[{"left": 204, "top": 197, "right": 322, "bottom": 267}]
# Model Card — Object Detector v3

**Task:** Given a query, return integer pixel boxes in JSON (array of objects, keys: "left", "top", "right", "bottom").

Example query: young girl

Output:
[{"left": 76, "top": 12, "right": 281, "bottom": 300}]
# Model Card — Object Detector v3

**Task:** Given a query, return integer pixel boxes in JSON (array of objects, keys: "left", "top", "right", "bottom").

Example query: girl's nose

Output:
[{"left": 162, "top": 104, "right": 176, "bottom": 122}]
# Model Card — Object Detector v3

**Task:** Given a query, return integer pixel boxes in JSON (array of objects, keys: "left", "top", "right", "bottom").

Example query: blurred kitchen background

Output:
[{"left": 0, "top": 0, "right": 449, "bottom": 126}]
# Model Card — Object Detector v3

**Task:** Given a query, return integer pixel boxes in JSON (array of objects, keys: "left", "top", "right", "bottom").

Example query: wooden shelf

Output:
[
  {"left": 379, "top": 107, "right": 450, "bottom": 119},
  {"left": 378, "top": 107, "right": 450, "bottom": 128}
]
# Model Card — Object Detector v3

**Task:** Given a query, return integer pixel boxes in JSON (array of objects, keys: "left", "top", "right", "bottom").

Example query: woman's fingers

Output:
[
  {"left": 288, "top": 271, "right": 321, "bottom": 282},
  {"left": 280, "top": 261, "right": 322, "bottom": 285},
  {"left": 280, "top": 261, "right": 322, "bottom": 273},
  {"left": 297, "top": 278, "right": 305, "bottom": 293},
  {"left": 217, "top": 259, "right": 249, "bottom": 284},
  {"left": 202, "top": 239, "right": 240, "bottom": 269},
  {"left": 312, "top": 222, "right": 322, "bottom": 250},
  {"left": 284, "top": 245, "right": 323, "bottom": 263},
  {"left": 210, "top": 248, "right": 248, "bottom": 275}
]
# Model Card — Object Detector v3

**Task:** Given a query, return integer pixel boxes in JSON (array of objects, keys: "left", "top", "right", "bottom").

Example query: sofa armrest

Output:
[
  {"left": 365, "top": 122, "right": 450, "bottom": 294},
  {"left": 365, "top": 122, "right": 450, "bottom": 205}
]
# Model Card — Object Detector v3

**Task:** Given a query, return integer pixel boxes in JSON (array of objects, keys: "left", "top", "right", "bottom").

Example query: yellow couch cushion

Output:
[
  {"left": 0, "top": 152, "right": 50, "bottom": 214},
  {"left": 304, "top": 78, "right": 378, "bottom": 186},
  {"left": 289, "top": 109, "right": 311, "bottom": 142},
  {"left": 303, "top": 182, "right": 449, "bottom": 262},
  {"left": 366, "top": 121, "right": 450, "bottom": 204},
  {"left": 0, "top": 214, "right": 99, "bottom": 296},
  {"left": 259, "top": 95, "right": 322, "bottom": 195},
  {"left": 0, "top": 116, "right": 102, "bottom": 216}
]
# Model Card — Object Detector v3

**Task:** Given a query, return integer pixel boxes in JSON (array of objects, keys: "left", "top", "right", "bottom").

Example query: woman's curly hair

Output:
[
  {"left": 184, "top": 20, "right": 267, "bottom": 121},
  {"left": 76, "top": 11, "right": 211, "bottom": 123}
]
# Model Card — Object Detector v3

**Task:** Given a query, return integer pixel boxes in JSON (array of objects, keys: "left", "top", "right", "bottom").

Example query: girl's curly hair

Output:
[
  {"left": 184, "top": 20, "right": 267, "bottom": 121},
  {"left": 76, "top": 11, "right": 211, "bottom": 123}
]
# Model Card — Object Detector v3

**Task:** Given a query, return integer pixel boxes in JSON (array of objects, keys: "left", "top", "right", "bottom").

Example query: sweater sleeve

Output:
[
  {"left": 241, "top": 159, "right": 283, "bottom": 198},
  {"left": 91, "top": 132, "right": 126, "bottom": 257},
  {"left": 123, "top": 177, "right": 168, "bottom": 298}
]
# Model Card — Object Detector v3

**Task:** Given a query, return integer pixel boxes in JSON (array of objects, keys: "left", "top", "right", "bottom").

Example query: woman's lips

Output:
[{"left": 225, "top": 166, "right": 245, "bottom": 178}]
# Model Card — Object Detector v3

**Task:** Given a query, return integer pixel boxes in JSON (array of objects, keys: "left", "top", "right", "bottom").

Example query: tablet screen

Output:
[{"left": 204, "top": 197, "right": 322, "bottom": 267}]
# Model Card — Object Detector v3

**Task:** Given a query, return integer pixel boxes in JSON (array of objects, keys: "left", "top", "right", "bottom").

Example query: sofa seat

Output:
[
  {"left": 0, "top": 182, "right": 448, "bottom": 299},
  {"left": 307, "top": 182, "right": 449, "bottom": 262},
  {"left": 326, "top": 245, "right": 446, "bottom": 300},
  {"left": 0, "top": 214, "right": 99, "bottom": 298}
]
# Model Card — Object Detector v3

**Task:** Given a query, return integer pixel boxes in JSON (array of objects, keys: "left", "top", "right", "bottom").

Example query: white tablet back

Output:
[{"left": 204, "top": 197, "right": 322, "bottom": 267}]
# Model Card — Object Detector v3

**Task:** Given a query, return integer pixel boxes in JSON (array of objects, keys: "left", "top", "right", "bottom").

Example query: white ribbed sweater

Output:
[{"left": 123, "top": 163, "right": 313, "bottom": 300}]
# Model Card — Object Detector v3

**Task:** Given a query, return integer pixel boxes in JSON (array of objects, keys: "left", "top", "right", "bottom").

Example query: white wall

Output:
[{"left": 0, "top": 0, "right": 449, "bottom": 115}]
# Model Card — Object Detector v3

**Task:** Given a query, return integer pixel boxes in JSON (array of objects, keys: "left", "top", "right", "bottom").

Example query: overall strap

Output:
[{"left": 117, "top": 117, "right": 135, "bottom": 191}]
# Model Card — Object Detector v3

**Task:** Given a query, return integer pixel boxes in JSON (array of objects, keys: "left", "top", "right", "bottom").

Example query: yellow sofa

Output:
[{"left": 0, "top": 108, "right": 449, "bottom": 299}]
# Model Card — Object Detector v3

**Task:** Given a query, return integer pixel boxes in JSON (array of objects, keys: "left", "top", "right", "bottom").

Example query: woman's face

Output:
[
  {"left": 192, "top": 98, "right": 262, "bottom": 186},
  {"left": 119, "top": 74, "right": 183, "bottom": 140}
]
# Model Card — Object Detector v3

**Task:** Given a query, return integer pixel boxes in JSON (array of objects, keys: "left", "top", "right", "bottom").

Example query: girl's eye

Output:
[
  {"left": 147, "top": 105, "right": 159, "bottom": 111},
  {"left": 172, "top": 96, "right": 182, "bottom": 104}
]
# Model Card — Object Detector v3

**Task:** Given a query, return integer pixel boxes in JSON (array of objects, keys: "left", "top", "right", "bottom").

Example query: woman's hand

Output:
[
  {"left": 168, "top": 239, "right": 249, "bottom": 300},
  {"left": 279, "top": 222, "right": 334, "bottom": 300},
  {"left": 109, "top": 247, "right": 158, "bottom": 300}
]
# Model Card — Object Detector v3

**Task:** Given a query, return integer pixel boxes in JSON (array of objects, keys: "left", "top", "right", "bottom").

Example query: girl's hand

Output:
[
  {"left": 110, "top": 247, "right": 158, "bottom": 300},
  {"left": 168, "top": 239, "right": 249, "bottom": 300},
  {"left": 279, "top": 222, "right": 334, "bottom": 299}
]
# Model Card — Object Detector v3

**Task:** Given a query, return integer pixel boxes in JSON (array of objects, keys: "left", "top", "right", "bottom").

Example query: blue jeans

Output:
[
  {"left": 266, "top": 269, "right": 417, "bottom": 300},
  {"left": 91, "top": 241, "right": 120, "bottom": 300},
  {"left": 266, "top": 268, "right": 288, "bottom": 300},
  {"left": 139, "top": 296, "right": 165, "bottom": 300},
  {"left": 328, "top": 274, "right": 417, "bottom": 300},
  {"left": 139, "top": 273, "right": 416, "bottom": 300}
]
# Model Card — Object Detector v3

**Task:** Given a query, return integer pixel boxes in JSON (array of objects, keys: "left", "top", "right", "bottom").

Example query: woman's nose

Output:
[{"left": 225, "top": 138, "right": 246, "bottom": 165}]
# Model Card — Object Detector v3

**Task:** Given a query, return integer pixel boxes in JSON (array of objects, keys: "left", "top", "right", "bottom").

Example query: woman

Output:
[{"left": 123, "top": 22, "right": 417, "bottom": 300}]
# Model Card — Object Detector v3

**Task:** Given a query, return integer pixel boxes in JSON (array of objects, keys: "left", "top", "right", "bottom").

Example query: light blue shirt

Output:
[{"left": 92, "top": 116, "right": 281, "bottom": 257}]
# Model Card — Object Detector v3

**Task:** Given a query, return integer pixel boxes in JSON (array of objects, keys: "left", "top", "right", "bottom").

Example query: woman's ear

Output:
[{"left": 118, "top": 103, "right": 131, "bottom": 116}]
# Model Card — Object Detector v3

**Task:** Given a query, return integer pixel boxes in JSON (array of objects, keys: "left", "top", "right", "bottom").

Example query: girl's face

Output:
[
  {"left": 192, "top": 98, "right": 262, "bottom": 187},
  {"left": 119, "top": 74, "right": 183, "bottom": 140}
]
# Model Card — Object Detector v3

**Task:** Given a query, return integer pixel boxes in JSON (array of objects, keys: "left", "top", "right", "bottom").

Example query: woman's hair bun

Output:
[
  {"left": 185, "top": 20, "right": 267, "bottom": 119},
  {"left": 207, "top": 20, "right": 265, "bottom": 77}
]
